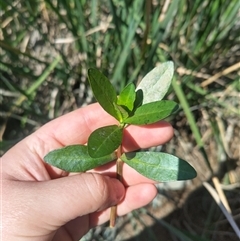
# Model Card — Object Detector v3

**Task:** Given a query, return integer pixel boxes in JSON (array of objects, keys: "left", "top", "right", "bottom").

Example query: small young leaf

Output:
[
  {"left": 133, "top": 89, "right": 143, "bottom": 110},
  {"left": 115, "top": 104, "right": 129, "bottom": 120},
  {"left": 124, "top": 100, "right": 179, "bottom": 125},
  {"left": 88, "top": 68, "right": 122, "bottom": 121},
  {"left": 117, "top": 83, "right": 136, "bottom": 111},
  {"left": 121, "top": 152, "right": 197, "bottom": 182},
  {"left": 44, "top": 145, "right": 116, "bottom": 172},
  {"left": 136, "top": 61, "right": 174, "bottom": 104},
  {"left": 88, "top": 125, "right": 123, "bottom": 158}
]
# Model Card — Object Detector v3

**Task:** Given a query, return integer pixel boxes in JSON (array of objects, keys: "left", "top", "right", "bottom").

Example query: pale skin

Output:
[{"left": 1, "top": 103, "right": 173, "bottom": 241}]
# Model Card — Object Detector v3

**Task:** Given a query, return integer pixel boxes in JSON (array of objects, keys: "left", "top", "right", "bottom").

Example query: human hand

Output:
[{"left": 1, "top": 103, "right": 173, "bottom": 241}]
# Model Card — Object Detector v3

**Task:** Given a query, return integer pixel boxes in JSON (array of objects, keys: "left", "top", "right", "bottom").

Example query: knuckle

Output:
[{"left": 86, "top": 173, "right": 110, "bottom": 203}]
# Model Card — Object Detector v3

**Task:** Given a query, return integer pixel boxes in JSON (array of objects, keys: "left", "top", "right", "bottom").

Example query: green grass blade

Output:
[
  {"left": 13, "top": 56, "right": 61, "bottom": 110},
  {"left": 172, "top": 77, "right": 213, "bottom": 173}
]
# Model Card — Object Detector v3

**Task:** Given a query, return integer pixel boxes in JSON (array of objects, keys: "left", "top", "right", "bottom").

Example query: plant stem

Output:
[
  {"left": 109, "top": 205, "right": 117, "bottom": 228},
  {"left": 109, "top": 147, "right": 123, "bottom": 228}
]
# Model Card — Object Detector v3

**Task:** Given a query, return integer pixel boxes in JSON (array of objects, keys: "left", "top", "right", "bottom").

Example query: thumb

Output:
[
  {"left": 36, "top": 173, "right": 125, "bottom": 226},
  {"left": 4, "top": 173, "right": 125, "bottom": 237}
]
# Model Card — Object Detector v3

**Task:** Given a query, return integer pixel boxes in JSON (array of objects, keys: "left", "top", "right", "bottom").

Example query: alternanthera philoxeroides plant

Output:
[{"left": 44, "top": 61, "right": 197, "bottom": 227}]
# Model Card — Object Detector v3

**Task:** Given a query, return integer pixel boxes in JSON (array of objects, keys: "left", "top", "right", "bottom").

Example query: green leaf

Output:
[
  {"left": 88, "top": 68, "right": 122, "bottom": 121},
  {"left": 117, "top": 83, "right": 136, "bottom": 111},
  {"left": 115, "top": 104, "right": 129, "bottom": 120},
  {"left": 121, "top": 152, "right": 197, "bottom": 182},
  {"left": 136, "top": 61, "right": 174, "bottom": 104},
  {"left": 133, "top": 89, "right": 143, "bottom": 110},
  {"left": 124, "top": 100, "right": 179, "bottom": 125},
  {"left": 88, "top": 125, "right": 123, "bottom": 158},
  {"left": 44, "top": 145, "right": 116, "bottom": 172}
]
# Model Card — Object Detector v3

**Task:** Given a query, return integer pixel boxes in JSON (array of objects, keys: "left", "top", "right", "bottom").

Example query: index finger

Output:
[{"left": 36, "top": 102, "right": 173, "bottom": 153}]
